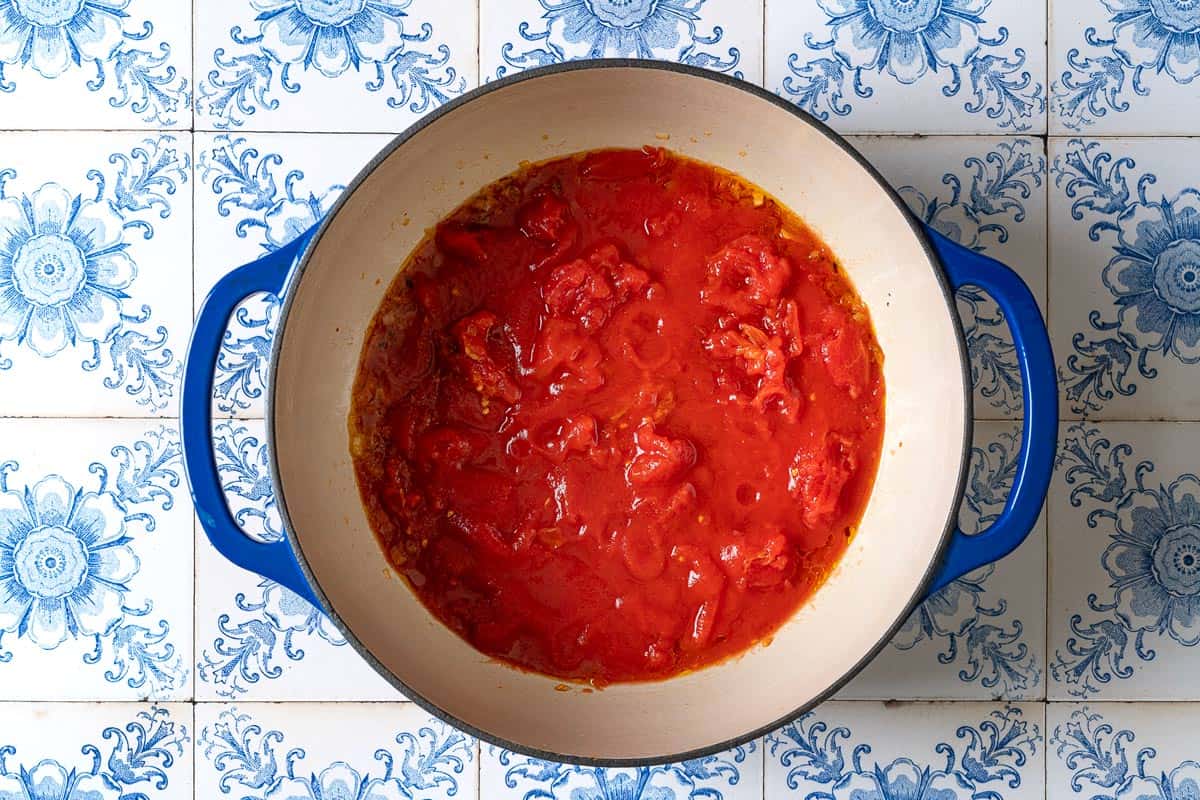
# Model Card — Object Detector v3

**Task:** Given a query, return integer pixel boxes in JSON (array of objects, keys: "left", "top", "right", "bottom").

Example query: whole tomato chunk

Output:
[
  {"left": 449, "top": 311, "right": 521, "bottom": 405},
  {"left": 700, "top": 235, "right": 792, "bottom": 316}
]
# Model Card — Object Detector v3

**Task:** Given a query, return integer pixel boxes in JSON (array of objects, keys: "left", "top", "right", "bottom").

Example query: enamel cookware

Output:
[{"left": 182, "top": 60, "right": 1056, "bottom": 766}]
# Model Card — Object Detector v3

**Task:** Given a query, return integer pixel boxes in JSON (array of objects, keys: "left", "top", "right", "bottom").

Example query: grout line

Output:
[
  {"left": 190, "top": 95, "right": 199, "bottom": 786},
  {"left": 190, "top": 0, "right": 197, "bottom": 132},
  {"left": 761, "top": 0, "right": 767, "bottom": 89},
  {"left": 1042, "top": 131, "right": 1053, "bottom": 765},
  {"left": 761, "top": 731, "right": 768, "bottom": 799},
  {"left": 190, "top": 0, "right": 199, "bottom": 761},
  {"left": 1046, "top": 0, "right": 1057, "bottom": 137},
  {"left": 476, "top": 737, "right": 483, "bottom": 800}
]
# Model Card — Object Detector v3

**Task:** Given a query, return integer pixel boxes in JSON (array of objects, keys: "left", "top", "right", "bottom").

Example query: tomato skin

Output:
[{"left": 350, "top": 148, "right": 884, "bottom": 684}]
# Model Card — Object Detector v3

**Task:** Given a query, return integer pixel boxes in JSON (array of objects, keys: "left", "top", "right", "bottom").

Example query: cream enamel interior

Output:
[{"left": 270, "top": 66, "right": 968, "bottom": 761}]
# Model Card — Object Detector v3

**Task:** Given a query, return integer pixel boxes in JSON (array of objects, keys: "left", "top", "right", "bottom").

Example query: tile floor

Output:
[{"left": 1, "top": 0, "right": 1198, "bottom": 797}]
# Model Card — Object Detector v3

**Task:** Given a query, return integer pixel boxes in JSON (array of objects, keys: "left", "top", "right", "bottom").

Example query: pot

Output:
[{"left": 182, "top": 60, "right": 1056, "bottom": 766}]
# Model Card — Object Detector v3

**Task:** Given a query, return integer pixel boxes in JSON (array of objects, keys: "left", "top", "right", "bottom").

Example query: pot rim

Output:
[{"left": 264, "top": 57, "right": 974, "bottom": 768}]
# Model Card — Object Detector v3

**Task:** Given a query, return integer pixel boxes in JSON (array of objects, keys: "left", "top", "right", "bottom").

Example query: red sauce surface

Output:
[{"left": 350, "top": 147, "right": 884, "bottom": 684}]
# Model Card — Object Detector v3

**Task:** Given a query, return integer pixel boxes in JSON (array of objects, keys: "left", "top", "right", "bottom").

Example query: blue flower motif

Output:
[
  {"left": 496, "top": 0, "right": 740, "bottom": 78},
  {"left": 831, "top": 760, "right": 961, "bottom": 800},
  {"left": 1117, "top": 763, "right": 1200, "bottom": 800},
  {"left": 542, "top": 0, "right": 708, "bottom": 60},
  {"left": 0, "top": 183, "right": 134, "bottom": 358},
  {"left": 0, "top": 0, "right": 128, "bottom": 79},
  {"left": 0, "top": 475, "right": 138, "bottom": 650},
  {"left": 786, "top": 0, "right": 1041, "bottom": 129},
  {"left": 1105, "top": 189, "right": 1200, "bottom": 362},
  {"left": 265, "top": 763, "right": 408, "bottom": 800},
  {"left": 1106, "top": 0, "right": 1200, "bottom": 84},
  {"left": 818, "top": 0, "right": 990, "bottom": 84},
  {"left": 1052, "top": 1, "right": 1200, "bottom": 128},
  {"left": 1103, "top": 474, "right": 1200, "bottom": 645},
  {"left": 253, "top": 0, "right": 408, "bottom": 78},
  {"left": 0, "top": 759, "right": 120, "bottom": 800},
  {"left": 570, "top": 774, "right": 674, "bottom": 800},
  {"left": 199, "top": 1, "right": 463, "bottom": 128}
]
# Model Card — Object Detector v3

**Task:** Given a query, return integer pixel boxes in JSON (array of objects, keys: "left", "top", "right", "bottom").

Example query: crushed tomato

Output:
[{"left": 349, "top": 147, "right": 884, "bottom": 684}]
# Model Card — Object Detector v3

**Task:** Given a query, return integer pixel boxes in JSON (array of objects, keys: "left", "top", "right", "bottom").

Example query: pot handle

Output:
[
  {"left": 181, "top": 227, "right": 320, "bottom": 608},
  {"left": 922, "top": 226, "right": 1057, "bottom": 596}
]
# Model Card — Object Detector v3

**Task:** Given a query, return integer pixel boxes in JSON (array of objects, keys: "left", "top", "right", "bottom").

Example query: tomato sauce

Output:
[{"left": 349, "top": 147, "right": 884, "bottom": 684}]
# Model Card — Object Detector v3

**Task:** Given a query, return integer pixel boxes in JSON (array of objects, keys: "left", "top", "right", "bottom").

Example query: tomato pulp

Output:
[{"left": 349, "top": 147, "right": 884, "bottom": 684}]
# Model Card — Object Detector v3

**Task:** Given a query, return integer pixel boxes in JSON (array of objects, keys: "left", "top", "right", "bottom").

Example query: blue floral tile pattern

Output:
[
  {"left": 838, "top": 422, "right": 1045, "bottom": 700},
  {"left": 1049, "top": 422, "right": 1200, "bottom": 699},
  {"left": 765, "top": 702, "right": 1043, "bottom": 800},
  {"left": 1051, "top": 138, "right": 1200, "bottom": 420},
  {"left": 0, "top": 704, "right": 192, "bottom": 799},
  {"left": 1049, "top": 704, "right": 1200, "bottom": 800},
  {"left": 0, "top": 419, "right": 190, "bottom": 700},
  {"left": 195, "top": 704, "right": 475, "bottom": 799},
  {"left": 480, "top": 0, "right": 765, "bottom": 83},
  {"left": 483, "top": 741, "right": 761, "bottom": 800},
  {"left": 766, "top": 0, "right": 1047, "bottom": 133},
  {"left": 1051, "top": 0, "right": 1200, "bottom": 133},
  {"left": 0, "top": 0, "right": 1191, "bottom": 795},
  {"left": 194, "top": 419, "right": 399, "bottom": 700},
  {"left": 824, "top": 139, "right": 1048, "bottom": 699},
  {"left": 193, "top": 131, "right": 391, "bottom": 418},
  {"left": 0, "top": 0, "right": 190, "bottom": 128},
  {"left": 849, "top": 136, "right": 1046, "bottom": 420},
  {"left": 194, "top": 0, "right": 477, "bottom": 132},
  {"left": 0, "top": 132, "right": 190, "bottom": 417}
]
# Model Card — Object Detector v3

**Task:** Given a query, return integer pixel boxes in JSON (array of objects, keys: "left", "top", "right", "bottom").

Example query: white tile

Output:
[
  {"left": 1051, "top": 138, "right": 1200, "bottom": 420},
  {"left": 481, "top": 0, "right": 764, "bottom": 83},
  {"left": 850, "top": 136, "right": 1047, "bottom": 419},
  {"left": 767, "top": 0, "right": 1047, "bottom": 134},
  {"left": 838, "top": 422, "right": 1047, "bottom": 700},
  {"left": 765, "top": 702, "right": 1045, "bottom": 800},
  {"left": 1048, "top": 703, "right": 1200, "bottom": 799},
  {"left": 0, "top": 704, "right": 193, "bottom": 799},
  {"left": 0, "top": 131, "right": 192, "bottom": 417},
  {"left": 0, "top": 0, "right": 191, "bottom": 129},
  {"left": 195, "top": 703, "right": 476, "bottom": 798},
  {"left": 194, "top": 0, "right": 477, "bottom": 132},
  {"left": 482, "top": 740, "right": 764, "bottom": 800},
  {"left": 1050, "top": 0, "right": 1200, "bottom": 134},
  {"left": 1049, "top": 422, "right": 1200, "bottom": 699},
  {"left": 194, "top": 419, "right": 402, "bottom": 700},
  {"left": 0, "top": 419, "right": 192, "bottom": 701},
  {"left": 193, "top": 131, "right": 392, "bottom": 417}
]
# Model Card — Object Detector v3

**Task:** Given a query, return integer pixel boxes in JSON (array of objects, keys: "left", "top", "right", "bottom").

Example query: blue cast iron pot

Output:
[{"left": 181, "top": 60, "right": 1056, "bottom": 766}]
